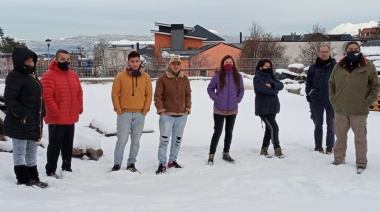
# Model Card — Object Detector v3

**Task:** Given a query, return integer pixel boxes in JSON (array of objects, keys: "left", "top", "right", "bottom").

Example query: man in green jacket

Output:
[{"left": 329, "top": 41, "right": 380, "bottom": 174}]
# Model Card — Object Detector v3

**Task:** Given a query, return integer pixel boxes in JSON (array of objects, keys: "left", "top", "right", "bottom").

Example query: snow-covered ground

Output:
[{"left": 1, "top": 77, "right": 380, "bottom": 212}]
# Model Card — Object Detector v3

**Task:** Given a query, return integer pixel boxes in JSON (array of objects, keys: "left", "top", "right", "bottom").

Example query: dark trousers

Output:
[
  {"left": 209, "top": 114, "right": 237, "bottom": 154},
  {"left": 260, "top": 114, "right": 280, "bottom": 149},
  {"left": 310, "top": 103, "right": 334, "bottom": 148},
  {"left": 45, "top": 124, "right": 75, "bottom": 174}
]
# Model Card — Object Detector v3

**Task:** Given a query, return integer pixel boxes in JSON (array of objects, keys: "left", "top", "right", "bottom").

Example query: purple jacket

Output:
[{"left": 207, "top": 71, "right": 244, "bottom": 111}]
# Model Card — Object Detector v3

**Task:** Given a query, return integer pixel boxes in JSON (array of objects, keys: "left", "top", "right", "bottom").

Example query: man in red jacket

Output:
[{"left": 41, "top": 49, "right": 83, "bottom": 178}]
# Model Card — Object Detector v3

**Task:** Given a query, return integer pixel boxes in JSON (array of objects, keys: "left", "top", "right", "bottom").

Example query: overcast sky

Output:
[{"left": 1, "top": 0, "right": 379, "bottom": 41}]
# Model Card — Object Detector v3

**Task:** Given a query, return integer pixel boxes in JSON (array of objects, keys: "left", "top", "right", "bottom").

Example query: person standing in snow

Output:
[
  {"left": 305, "top": 45, "right": 336, "bottom": 154},
  {"left": 254, "top": 59, "right": 284, "bottom": 158},
  {"left": 111, "top": 51, "right": 153, "bottom": 173},
  {"left": 329, "top": 41, "right": 380, "bottom": 173},
  {"left": 207, "top": 55, "right": 244, "bottom": 165},
  {"left": 3, "top": 47, "right": 48, "bottom": 188},
  {"left": 41, "top": 49, "right": 83, "bottom": 178},
  {"left": 153, "top": 56, "right": 191, "bottom": 174}
]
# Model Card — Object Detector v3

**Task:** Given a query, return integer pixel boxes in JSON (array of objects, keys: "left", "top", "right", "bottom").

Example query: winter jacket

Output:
[
  {"left": 306, "top": 57, "right": 336, "bottom": 105},
  {"left": 329, "top": 54, "right": 380, "bottom": 115},
  {"left": 254, "top": 70, "right": 284, "bottom": 116},
  {"left": 207, "top": 71, "right": 244, "bottom": 112},
  {"left": 111, "top": 67, "right": 152, "bottom": 115},
  {"left": 154, "top": 70, "right": 191, "bottom": 115},
  {"left": 3, "top": 48, "right": 45, "bottom": 141},
  {"left": 40, "top": 61, "right": 83, "bottom": 125}
]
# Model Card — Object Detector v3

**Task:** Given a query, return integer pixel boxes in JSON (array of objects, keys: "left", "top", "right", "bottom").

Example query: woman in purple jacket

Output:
[{"left": 207, "top": 55, "right": 244, "bottom": 165}]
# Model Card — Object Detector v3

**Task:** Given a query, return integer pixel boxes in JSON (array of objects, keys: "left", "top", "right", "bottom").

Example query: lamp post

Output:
[
  {"left": 77, "top": 45, "right": 84, "bottom": 76},
  {"left": 45, "top": 39, "right": 52, "bottom": 62}
]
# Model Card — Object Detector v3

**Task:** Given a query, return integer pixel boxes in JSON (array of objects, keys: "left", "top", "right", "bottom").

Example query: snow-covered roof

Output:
[
  {"left": 276, "top": 69, "right": 306, "bottom": 77},
  {"left": 362, "top": 46, "right": 380, "bottom": 56},
  {"left": 288, "top": 63, "right": 305, "bottom": 69}
]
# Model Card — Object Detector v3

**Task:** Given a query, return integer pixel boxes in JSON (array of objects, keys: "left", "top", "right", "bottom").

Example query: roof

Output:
[
  {"left": 151, "top": 30, "right": 206, "bottom": 40},
  {"left": 137, "top": 49, "right": 154, "bottom": 57},
  {"left": 188, "top": 25, "right": 225, "bottom": 42},
  {"left": 362, "top": 40, "right": 380, "bottom": 47},
  {"left": 281, "top": 33, "right": 353, "bottom": 42},
  {"left": 327, "top": 34, "right": 353, "bottom": 41},
  {"left": 361, "top": 28, "right": 377, "bottom": 33},
  {"left": 281, "top": 35, "right": 301, "bottom": 41}
]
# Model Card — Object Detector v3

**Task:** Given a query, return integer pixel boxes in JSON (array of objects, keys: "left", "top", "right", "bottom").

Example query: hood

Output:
[{"left": 12, "top": 47, "right": 38, "bottom": 72}]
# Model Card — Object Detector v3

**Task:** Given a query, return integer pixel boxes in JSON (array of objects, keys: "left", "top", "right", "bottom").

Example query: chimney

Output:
[
  {"left": 171, "top": 24, "right": 184, "bottom": 50},
  {"left": 136, "top": 42, "right": 140, "bottom": 50},
  {"left": 240, "top": 32, "right": 242, "bottom": 43}
]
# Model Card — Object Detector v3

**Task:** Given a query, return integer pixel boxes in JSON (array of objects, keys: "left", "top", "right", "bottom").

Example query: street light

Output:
[{"left": 45, "top": 39, "right": 52, "bottom": 62}]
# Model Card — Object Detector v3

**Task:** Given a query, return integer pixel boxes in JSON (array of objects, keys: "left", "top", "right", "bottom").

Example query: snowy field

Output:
[{"left": 1, "top": 76, "right": 380, "bottom": 212}]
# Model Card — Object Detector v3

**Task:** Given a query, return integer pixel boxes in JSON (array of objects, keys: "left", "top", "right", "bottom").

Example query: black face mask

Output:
[
  {"left": 24, "top": 65, "right": 35, "bottom": 74},
  {"left": 261, "top": 68, "right": 272, "bottom": 74},
  {"left": 346, "top": 51, "right": 360, "bottom": 61},
  {"left": 132, "top": 70, "right": 141, "bottom": 76},
  {"left": 57, "top": 61, "right": 70, "bottom": 71}
]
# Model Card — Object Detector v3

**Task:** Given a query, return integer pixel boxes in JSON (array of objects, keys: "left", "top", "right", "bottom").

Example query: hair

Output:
[
  {"left": 218, "top": 55, "right": 240, "bottom": 91},
  {"left": 318, "top": 44, "right": 330, "bottom": 51},
  {"left": 128, "top": 51, "right": 140, "bottom": 60},
  {"left": 55, "top": 49, "right": 69, "bottom": 59},
  {"left": 344, "top": 41, "right": 360, "bottom": 51},
  {"left": 256, "top": 59, "right": 274, "bottom": 73}
]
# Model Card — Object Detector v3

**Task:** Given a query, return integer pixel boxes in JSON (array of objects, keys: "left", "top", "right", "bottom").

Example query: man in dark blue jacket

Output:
[{"left": 305, "top": 45, "right": 336, "bottom": 154}]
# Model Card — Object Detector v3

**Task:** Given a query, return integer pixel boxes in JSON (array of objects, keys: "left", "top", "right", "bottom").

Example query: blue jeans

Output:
[
  {"left": 113, "top": 112, "right": 145, "bottom": 166},
  {"left": 12, "top": 139, "right": 37, "bottom": 166},
  {"left": 310, "top": 103, "right": 335, "bottom": 148},
  {"left": 158, "top": 115, "right": 188, "bottom": 165}
]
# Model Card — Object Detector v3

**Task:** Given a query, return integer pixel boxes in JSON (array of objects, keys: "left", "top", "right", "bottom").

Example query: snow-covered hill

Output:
[{"left": 328, "top": 20, "right": 378, "bottom": 35}]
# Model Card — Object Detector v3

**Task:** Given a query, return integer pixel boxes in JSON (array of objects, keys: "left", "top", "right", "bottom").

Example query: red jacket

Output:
[{"left": 41, "top": 61, "right": 83, "bottom": 125}]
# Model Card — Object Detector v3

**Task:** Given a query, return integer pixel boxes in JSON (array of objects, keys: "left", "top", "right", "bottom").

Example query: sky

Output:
[{"left": 0, "top": 0, "right": 379, "bottom": 41}]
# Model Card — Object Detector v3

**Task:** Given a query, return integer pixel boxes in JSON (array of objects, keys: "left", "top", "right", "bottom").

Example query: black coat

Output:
[
  {"left": 253, "top": 70, "right": 284, "bottom": 116},
  {"left": 3, "top": 48, "right": 45, "bottom": 141},
  {"left": 305, "top": 57, "right": 336, "bottom": 105}
]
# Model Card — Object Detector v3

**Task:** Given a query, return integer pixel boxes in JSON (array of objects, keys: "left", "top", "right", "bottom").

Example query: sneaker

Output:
[
  {"left": 332, "top": 160, "right": 345, "bottom": 165},
  {"left": 357, "top": 166, "right": 366, "bottom": 174},
  {"left": 207, "top": 154, "right": 214, "bottom": 165},
  {"left": 62, "top": 167, "right": 72, "bottom": 172},
  {"left": 46, "top": 172, "right": 60, "bottom": 179},
  {"left": 222, "top": 152, "right": 235, "bottom": 163},
  {"left": 274, "top": 148, "right": 285, "bottom": 158},
  {"left": 325, "top": 147, "right": 333, "bottom": 155},
  {"left": 260, "top": 147, "right": 272, "bottom": 158},
  {"left": 31, "top": 180, "right": 48, "bottom": 188},
  {"left": 126, "top": 164, "right": 139, "bottom": 173},
  {"left": 111, "top": 164, "right": 120, "bottom": 172},
  {"left": 155, "top": 164, "right": 166, "bottom": 175},
  {"left": 168, "top": 161, "right": 182, "bottom": 168},
  {"left": 314, "top": 147, "right": 324, "bottom": 153}
]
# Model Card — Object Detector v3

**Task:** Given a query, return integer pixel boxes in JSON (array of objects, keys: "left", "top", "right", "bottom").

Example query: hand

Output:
[
  {"left": 160, "top": 112, "right": 166, "bottom": 115},
  {"left": 265, "top": 83, "right": 271, "bottom": 88},
  {"left": 185, "top": 111, "right": 189, "bottom": 115}
]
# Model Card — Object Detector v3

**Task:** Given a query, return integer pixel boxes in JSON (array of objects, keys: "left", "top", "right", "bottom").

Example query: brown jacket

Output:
[
  {"left": 112, "top": 68, "right": 152, "bottom": 115},
  {"left": 154, "top": 70, "right": 191, "bottom": 115}
]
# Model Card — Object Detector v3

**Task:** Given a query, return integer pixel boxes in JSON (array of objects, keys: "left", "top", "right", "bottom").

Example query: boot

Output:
[
  {"left": 222, "top": 152, "right": 235, "bottom": 163},
  {"left": 26, "top": 166, "right": 48, "bottom": 188},
  {"left": 260, "top": 147, "right": 272, "bottom": 158},
  {"left": 14, "top": 165, "right": 32, "bottom": 185},
  {"left": 207, "top": 154, "right": 214, "bottom": 165},
  {"left": 274, "top": 148, "right": 285, "bottom": 158}
]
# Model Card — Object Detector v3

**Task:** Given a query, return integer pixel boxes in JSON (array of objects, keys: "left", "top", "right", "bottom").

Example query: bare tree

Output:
[
  {"left": 298, "top": 23, "right": 336, "bottom": 65},
  {"left": 190, "top": 53, "right": 212, "bottom": 68}
]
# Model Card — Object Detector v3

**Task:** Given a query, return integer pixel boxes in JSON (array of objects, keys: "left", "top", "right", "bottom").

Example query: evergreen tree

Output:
[{"left": 0, "top": 27, "right": 27, "bottom": 53}]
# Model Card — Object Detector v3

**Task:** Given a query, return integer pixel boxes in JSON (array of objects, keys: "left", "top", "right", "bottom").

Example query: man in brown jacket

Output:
[
  {"left": 111, "top": 51, "right": 152, "bottom": 173},
  {"left": 329, "top": 41, "right": 380, "bottom": 174},
  {"left": 154, "top": 56, "right": 191, "bottom": 174}
]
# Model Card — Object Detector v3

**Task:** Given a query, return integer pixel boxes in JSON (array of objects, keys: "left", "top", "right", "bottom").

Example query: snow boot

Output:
[
  {"left": 314, "top": 147, "right": 324, "bottom": 153},
  {"left": 26, "top": 166, "right": 48, "bottom": 188},
  {"left": 222, "top": 152, "right": 235, "bottom": 163},
  {"left": 207, "top": 154, "right": 214, "bottom": 165},
  {"left": 260, "top": 147, "right": 272, "bottom": 158},
  {"left": 274, "top": 148, "right": 285, "bottom": 158},
  {"left": 14, "top": 165, "right": 32, "bottom": 186},
  {"left": 325, "top": 147, "right": 333, "bottom": 155}
]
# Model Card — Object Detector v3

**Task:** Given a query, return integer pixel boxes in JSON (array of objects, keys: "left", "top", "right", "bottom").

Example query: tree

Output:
[
  {"left": 0, "top": 27, "right": 27, "bottom": 53},
  {"left": 298, "top": 23, "right": 336, "bottom": 65},
  {"left": 374, "top": 18, "right": 380, "bottom": 39}
]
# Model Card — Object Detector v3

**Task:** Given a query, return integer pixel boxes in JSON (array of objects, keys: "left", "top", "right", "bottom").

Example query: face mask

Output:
[
  {"left": 24, "top": 65, "right": 35, "bottom": 73},
  {"left": 57, "top": 61, "right": 70, "bottom": 71},
  {"left": 132, "top": 70, "right": 141, "bottom": 76},
  {"left": 346, "top": 51, "right": 360, "bottom": 61},
  {"left": 261, "top": 68, "right": 272, "bottom": 74},
  {"left": 223, "top": 64, "right": 233, "bottom": 71}
]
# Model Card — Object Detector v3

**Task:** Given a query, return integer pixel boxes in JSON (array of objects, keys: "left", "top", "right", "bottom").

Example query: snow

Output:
[
  {"left": 1, "top": 77, "right": 380, "bottom": 211},
  {"left": 328, "top": 20, "right": 378, "bottom": 35},
  {"left": 362, "top": 46, "right": 380, "bottom": 56},
  {"left": 288, "top": 63, "right": 305, "bottom": 69},
  {"left": 276, "top": 68, "right": 306, "bottom": 77},
  {"left": 208, "top": 29, "right": 220, "bottom": 35}
]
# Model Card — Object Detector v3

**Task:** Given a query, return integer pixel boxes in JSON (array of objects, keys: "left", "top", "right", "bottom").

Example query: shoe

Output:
[
  {"left": 332, "top": 160, "right": 345, "bottom": 165},
  {"left": 31, "top": 180, "right": 48, "bottom": 188},
  {"left": 274, "top": 148, "right": 285, "bottom": 158},
  {"left": 46, "top": 172, "right": 60, "bottom": 179},
  {"left": 155, "top": 164, "right": 166, "bottom": 175},
  {"left": 314, "top": 147, "right": 324, "bottom": 153},
  {"left": 126, "top": 164, "right": 139, "bottom": 173},
  {"left": 325, "top": 147, "right": 333, "bottom": 155},
  {"left": 111, "top": 165, "right": 120, "bottom": 172},
  {"left": 168, "top": 161, "right": 182, "bottom": 168},
  {"left": 222, "top": 152, "right": 235, "bottom": 163},
  {"left": 207, "top": 154, "right": 214, "bottom": 165},
  {"left": 357, "top": 166, "right": 366, "bottom": 174},
  {"left": 62, "top": 167, "right": 72, "bottom": 172},
  {"left": 260, "top": 147, "right": 272, "bottom": 158}
]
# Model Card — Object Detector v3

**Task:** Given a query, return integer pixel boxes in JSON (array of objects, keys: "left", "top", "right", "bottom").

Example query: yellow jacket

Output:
[{"left": 112, "top": 68, "right": 152, "bottom": 115}]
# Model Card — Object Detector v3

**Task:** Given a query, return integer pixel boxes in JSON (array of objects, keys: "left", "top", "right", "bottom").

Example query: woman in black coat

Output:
[
  {"left": 3, "top": 47, "right": 47, "bottom": 188},
  {"left": 253, "top": 59, "right": 284, "bottom": 158}
]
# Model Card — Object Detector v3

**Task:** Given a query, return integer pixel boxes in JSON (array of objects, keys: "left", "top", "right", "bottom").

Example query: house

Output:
[
  {"left": 0, "top": 53, "right": 13, "bottom": 78},
  {"left": 359, "top": 28, "right": 379, "bottom": 38}
]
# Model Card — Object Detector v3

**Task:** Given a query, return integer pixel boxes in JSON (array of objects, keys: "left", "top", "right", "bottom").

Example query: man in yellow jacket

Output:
[{"left": 111, "top": 51, "right": 152, "bottom": 172}]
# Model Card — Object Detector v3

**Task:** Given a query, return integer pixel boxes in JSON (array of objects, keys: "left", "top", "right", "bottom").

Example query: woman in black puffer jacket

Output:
[{"left": 3, "top": 47, "right": 47, "bottom": 188}]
